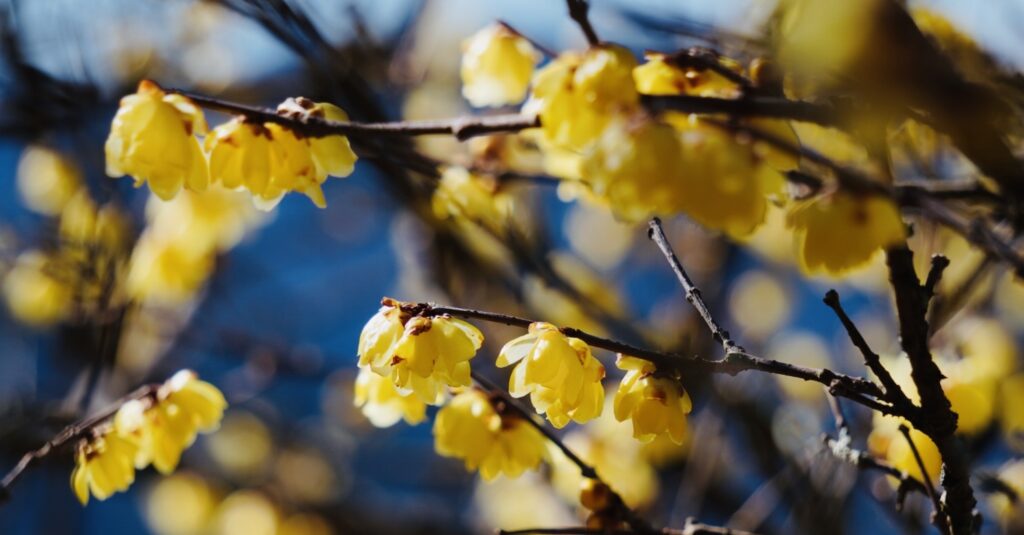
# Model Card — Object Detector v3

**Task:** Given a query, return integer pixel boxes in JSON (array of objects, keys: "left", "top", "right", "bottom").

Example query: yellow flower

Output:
[
  {"left": 115, "top": 370, "right": 227, "bottom": 474},
  {"left": 497, "top": 322, "right": 605, "bottom": 428},
  {"left": 357, "top": 301, "right": 484, "bottom": 403},
  {"left": 612, "top": 356, "right": 691, "bottom": 444},
  {"left": 16, "top": 145, "right": 82, "bottom": 216},
  {"left": 526, "top": 46, "right": 638, "bottom": 151},
  {"left": 579, "top": 115, "right": 686, "bottom": 222},
  {"left": 460, "top": 23, "right": 540, "bottom": 107},
  {"left": 787, "top": 191, "right": 906, "bottom": 274},
  {"left": 677, "top": 121, "right": 786, "bottom": 237},
  {"left": 278, "top": 97, "right": 358, "bottom": 180},
  {"left": 2, "top": 250, "right": 72, "bottom": 326},
  {"left": 433, "top": 389, "right": 546, "bottom": 480},
  {"left": 353, "top": 367, "right": 427, "bottom": 427},
  {"left": 264, "top": 123, "right": 324, "bottom": 209},
  {"left": 71, "top": 431, "right": 139, "bottom": 504},
  {"left": 105, "top": 80, "right": 208, "bottom": 200},
  {"left": 59, "top": 191, "right": 129, "bottom": 256},
  {"left": 633, "top": 53, "right": 690, "bottom": 95},
  {"left": 206, "top": 118, "right": 273, "bottom": 195}
]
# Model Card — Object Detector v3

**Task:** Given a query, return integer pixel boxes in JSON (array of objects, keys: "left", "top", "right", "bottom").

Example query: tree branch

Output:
[
  {"left": 0, "top": 384, "right": 159, "bottom": 504},
  {"left": 407, "top": 300, "right": 889, "bottom": 413},
  {"left": 899, "top": 424, "right": 951, "bottom": 534},
  {"left": 566, "top": 0, "right": 600, "bottom": 46},
  {"left": 647, "top": 217, "right": 742, "bottom": 354},
  {"left": 886, "top": 247, "right": 979, "bottom": 535},
  {"left": 166, "top": 85, "right": 540, "bottom": 141}
]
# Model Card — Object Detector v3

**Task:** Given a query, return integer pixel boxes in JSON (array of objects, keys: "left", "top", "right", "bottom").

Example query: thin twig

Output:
[
  {"left": 0, "top": 384, "right": 159, "bottom": 503},
  {"left": 647, "top": 217, "right": 742, "bottom": 354},
  {"left": 566, "top": 0, "right": 600, "bottom": 46},
  {"left": 923, "top": 255, "right": 951, "bottom": 306},
  {"left": 166, "top": 85, "right": 540, "bottom": 141},
  {"left": 823, "top": 289, "right": 912, "bottom": 408},
  {"left": 899, "top": 424, "right": 951, "bottom": 535},
  {"left": 470, "top": 371, "right": 657, "bottom": 535}
]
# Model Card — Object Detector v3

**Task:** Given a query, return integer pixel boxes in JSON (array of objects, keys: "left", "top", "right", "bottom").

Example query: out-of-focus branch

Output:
[
  {"left": 0, "top": 384, "right": 159, "bottom": 504},
  {"left": 707, "top": 118, "right": 1024, "bottom": 279}
]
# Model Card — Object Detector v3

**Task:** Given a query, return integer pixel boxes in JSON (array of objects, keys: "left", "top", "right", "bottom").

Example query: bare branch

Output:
[
  {"left": 566, "top": 0, "right": 600, "bottom": 46},
  {"left": 647, "top": 217, "right": 742, "bottom": 355},
  {"left": 899, "top": 424, "right": 951, "bottom": 534},
  {"left": 166, "top": 85, "right": 540, "bottom": 141},
  {"left": 823, "top": 289, "right": 912, "bottom": 408}
]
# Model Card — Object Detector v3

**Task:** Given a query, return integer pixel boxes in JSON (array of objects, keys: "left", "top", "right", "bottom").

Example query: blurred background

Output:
[{"left": 1, "top": 1, "right": 1024, "bottom": 534}]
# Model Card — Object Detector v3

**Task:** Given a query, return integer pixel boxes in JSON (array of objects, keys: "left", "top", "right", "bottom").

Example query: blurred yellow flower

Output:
[
  {"left": 125, "top": 232, "right": 214, "bottom": 304},
  {"left": 105, "top": 80, "right": 208, "bottom": 200},
  {"left": 432, "top": 166, "right": 509, "bottom": 228},
  {"left": 497, "top": 322, "right": 605, "bottom": 428},
  {"left": 527, "top": 45, "right": 638, "bottom": 151},
  {"left": 787, "top": 191, "right": 905, "bottom": 275},
  {"left": 433, "top": 389, "right": 546, "bottom": 480},
  {"left": 676, "top": 121, "right": 785, "bottom": 237},
  {"left": 71, "top": 431, "right": 139, "bottom": 504},
  {"left": 16, "top": 145, "right": 82, "bottom": 216},
  {"left": 2, "top": 250, "right": 72, "bottom": 326},
  {"left": 353, "top": 367, "right": 427, "bottom": 427},
  {"left": 145, "top": 472, "right": 217, "bottom": 535},
  {"left": 613, "top": 356, "right": 691, "bottom": 444},
  {"left": 580, "top": 115, "right": 685, "bottom": 222},
  {"left": 460, "top": 23, "right": 540, "bottom": 107}
]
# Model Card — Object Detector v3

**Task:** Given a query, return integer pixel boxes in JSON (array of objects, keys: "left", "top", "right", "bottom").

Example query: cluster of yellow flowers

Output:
[
  {"left": 71, "top": 370, "right": 226, "bottom": 504},
  {"left": 106, "top": 80, "right": 357, "bottom": 209},
  {"left": 353, "top": 301, "right": 691, "bottom": 484},
  {"left": 457, "top": 24, "right": 906, "bottom": 275},
  {"left": 3, "top": 146, "right": 130, "bottom": 326},
  {"left": 126, "top": 185, "right": 266, "bottom": 304}
]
